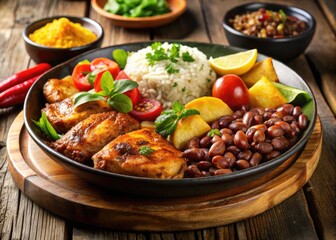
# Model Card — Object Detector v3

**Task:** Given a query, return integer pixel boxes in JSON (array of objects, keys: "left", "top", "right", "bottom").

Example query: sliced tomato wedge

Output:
[
  {"left": 72, "top": 63, "right": 92, "bottom": 91},
  {"left": 116, "top": 70, "right": 141, "bottom": 105},
  {"left": 129, "top": 98, "right": 163, "bottom": 122},
  {"left": 90, "top": 57, "right": 120, "bottom": 79}
]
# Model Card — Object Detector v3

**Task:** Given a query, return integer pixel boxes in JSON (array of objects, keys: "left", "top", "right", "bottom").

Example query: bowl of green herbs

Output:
[{"left": 91, "top": 0, "right": 187, "bottom": 28}]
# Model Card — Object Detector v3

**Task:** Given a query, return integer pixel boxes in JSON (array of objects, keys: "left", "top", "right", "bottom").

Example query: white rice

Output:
[{"left": 124, "top": 42, "right": 216, "bottom": 108}]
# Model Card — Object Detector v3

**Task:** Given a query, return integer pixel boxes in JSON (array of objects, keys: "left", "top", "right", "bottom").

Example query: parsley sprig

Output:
[
  {"left": 139, "top": 146, "right": 154, "bottom": 156},
  {"left": 73, "top": 71, "right": 138, "bottom": 113},
  {"left": 154, "top": 102, "right": 200, "bottom": 138},
  {"left": 146, "top": 42, "right": 195, "bottom": 74}
]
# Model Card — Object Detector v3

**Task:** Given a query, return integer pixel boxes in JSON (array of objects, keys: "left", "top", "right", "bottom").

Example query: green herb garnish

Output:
[
  {"left": 154, "top": 101, "right": 200, "bottom": 138},
  {"left": 33, "top": 112, "right": 61, "bottom": 141},
  {"left": 279, "top": 9, "right": 287, "bottom": 24},
  {"left": 146, "top": 42, "right": 195, "bottom": 74},
  {"left": 139, "top": 146, "right": 155, "bottom": 156},
  {"left": 73, "top": 71, "right": 138, "bottom": 113},
  {"left": 182, "top": 51, "right": 195, "bottom": 62},
  {"left": 208, "top": 129, "right": 221, "bottom": 138},
  {"left": 112, "top": 49, "right": 128, "bottom": 69}
]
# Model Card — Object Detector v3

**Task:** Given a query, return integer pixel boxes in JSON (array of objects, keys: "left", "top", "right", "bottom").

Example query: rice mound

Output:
[{"left": 124, "top": 42, "right": 217, "bottom": 108}]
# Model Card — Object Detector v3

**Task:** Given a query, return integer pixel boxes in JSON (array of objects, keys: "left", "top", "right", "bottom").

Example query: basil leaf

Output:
[
  {"left": 100, "top": 71, "right": 115, "bottom": 95},
  {"left": 113, "top": 79, "right": 138, "bottom": 94},
  {"left": 87, "top": 72, "right": 96, "bottom": 85},
  {"left": 172, "top": 101, "right": 183, "bottom": 112},
  {"left": 112, "top": 49, "right": 128, "bottom": 69},
  {"left": 179, "top": 109, "right": 200, "bottom": 119},
  {"left": 108, "top": 93, "right": 133, "bottom": 113},
  {"left": 73, "top": 92, "right": 106, "bottom": 109}
]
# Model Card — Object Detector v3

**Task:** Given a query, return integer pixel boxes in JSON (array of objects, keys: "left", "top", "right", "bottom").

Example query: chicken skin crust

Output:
[
  {"left": 51, "top": 111, "right": 140, "bottom": 164},
  {"left": 92, "top": 129, "right": 187, "bottom": 179},
  {"left": 43, "top": 76, "right": 79, "bottom": 103},
  {"left": 42, "top": 97, "right": 112, "bottom": 134}
]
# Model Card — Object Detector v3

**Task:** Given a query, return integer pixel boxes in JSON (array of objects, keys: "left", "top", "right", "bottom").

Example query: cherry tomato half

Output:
[
  {"left": 116, "top": 70, "right": 141, "bottom": 106},
  {"left": 72, "top": 63, "right": 93, "bottom": 91},
  {"left": 129, "top": 99, "right": 163, "bottom": 122},
  {"left": 90, "top": 58, "right": 120, "bottom": 79},
  {"left": 212, "top": 74, "right": 250, "bottom": 110}
]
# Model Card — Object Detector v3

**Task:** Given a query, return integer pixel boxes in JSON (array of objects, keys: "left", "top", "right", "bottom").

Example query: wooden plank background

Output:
[{"left": 0, "top": 0, "right": 335, "bottom": 239}]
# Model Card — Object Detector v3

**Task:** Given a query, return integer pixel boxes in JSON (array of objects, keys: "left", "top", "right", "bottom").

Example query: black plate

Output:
[{"left": 24, "top": 41, "right": 317, "bottom": 198}]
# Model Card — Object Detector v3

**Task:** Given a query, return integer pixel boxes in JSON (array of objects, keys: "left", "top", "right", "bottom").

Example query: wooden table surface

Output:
[{"left": 0, "top": 0, "right": 335, "bottom": 239}]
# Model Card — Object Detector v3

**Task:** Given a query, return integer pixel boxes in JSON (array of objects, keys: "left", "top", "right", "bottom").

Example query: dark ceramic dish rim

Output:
[
  {"left": 24, "top": 41, "right": 317, "bottom": 186},
  {"left": 22, "top": 15, "right": 104, "bottom": 51},
  {"left": 223, "top": 2, "right": 316, "bottom": 43}
]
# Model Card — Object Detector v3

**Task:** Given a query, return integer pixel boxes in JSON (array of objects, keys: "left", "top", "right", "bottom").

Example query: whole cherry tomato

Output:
[
  {"left": 72, "top": 63, "right": 93, "bottom": 91},
  {"left": 212, "top": 74, "right": 250, "bottom": 110},
  {"left": 129, "top": 98, "right": 163, "bottom": 122}
]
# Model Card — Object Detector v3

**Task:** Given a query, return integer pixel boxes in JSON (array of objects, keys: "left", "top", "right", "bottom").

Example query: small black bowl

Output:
[
  {"left": 22, "top": 16, "right": 104, "bottom": 66},
  {"left": 223, "top": 2, "right": 316, "bottom": 62}
]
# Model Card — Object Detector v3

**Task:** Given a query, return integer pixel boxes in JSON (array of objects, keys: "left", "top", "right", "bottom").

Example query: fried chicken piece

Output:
[
  {"left": 43, "top": 76, "right": 79, "bottom": 103},
  {"left": 92, "top": 129, "right": 187, "bottom": 179},
  {"left": 51, "top": 111, "right": 140, "bottom": 164},
  {"left": 42, "top": 97, "right": 112, "bottom": 133}
]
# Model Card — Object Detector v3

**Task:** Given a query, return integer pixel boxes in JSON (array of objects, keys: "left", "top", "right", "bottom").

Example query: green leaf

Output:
[
  {"left": 273, "top": 82, "right": 314, "bottom": 120},
  {"left": 73, "top": 92, "right": 106, "bottom": 109},
  {"left": 179, "top": 108, "right": 200, "bottom": 120},
  {"left": 172, "top": 101, "right": 184, "bottom": 112},
  {"left": 108, "top": 93, "right": 133, "bottom": 113},
  {"left": 100, "top": 71, "right": 115, "bottom": 95},
  {"left": 182, "top": 51, "right": 195, "bottom": 62},
  {"left": 138, "top": 146, "right": 154, "bottom": 156},
  {"left": 113, "top": 79, "right": 138, "bottom": 93},
  {"left": 279, "top": 9, "right": 287, "bottom": 23},
  {"left": 33, "top": 112, "right": 60, "bottom": 141},
  {"left": 112, "top": 49, "right": 128, "bottom": 69},
  {"left": 87, "top": 72, "right": 96, "bottom": 85}
]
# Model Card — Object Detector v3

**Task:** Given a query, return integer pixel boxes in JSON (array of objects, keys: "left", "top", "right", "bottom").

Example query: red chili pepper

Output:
[
  {"left": 0, "top": 75, "right": 40, "bottom": 108},
  {"left": 0, "top": 63, "right": 51, "bottom": 93}
]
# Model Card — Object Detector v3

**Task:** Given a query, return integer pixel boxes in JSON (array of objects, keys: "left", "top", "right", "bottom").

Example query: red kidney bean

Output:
[
  {"left": 197, "top": 161, "right": 212, "bottom": 171},
  {"left": 271, "top": 136, "right": 288, "bottom": 151},
  {"left": 220, "top": 128, "right": 233, "bottom": 135},
  {"left": 236, "top": 159, "right": 250, "bottom": 169},
  {"left": 298, "top": 114, "right": 308, "bottom": 130},
  {"left": 276, "top": 104, "right": 294, "bottom": 116},
  {"left": 214, "top": 168, "right": 232, "bottom": 175},
  {"left": 265, "top": 151, "right": 281, "bottom": 161},
  {"left": 200, "top": 135, "right": 212, "bottom": 148},
  {"left": 234, "top": 130, "right": 248, "bottom": 150},
  {"left": 250, "top": 152, "right": 262, "bottom": 166},
  {"left": 249, "top": 124, "right": 267, "bottom": 132},
  {"left": 182, "top": 148, "right": 205, "bottom": 162},
  {"left": 283, "top": 115, "right": 295, "bottom": 123},
  {"left": 271, "top": 111, "right": 283, "bottom": 119},
  {"left": 251, "top": 107, "right": 264, "bottom": 115},
  {"left": 201, "top": 171, "right": 211, "bottom": 177},
  {"left": 253, "top": 114, "right": 263, "bottom": 124},
  {"left": 263, "top": 111, "right": 273, "bottom": 121},
  {"left": 219, "top": 115, "right": 234, "bottom": 128},
  {"left": 229, "top": 122, "right": 248, "bottom": 132},
  {"left": 264, "top": 117, "right": 281, "bottom": 127},
  {"left": 211, "top": 120, "right": 220, "bottom": 129},
  {"left": 211, "top": 135, "right": 222, "bottom": 143},
  {"left": 238, "top": 150, "right": 253, "bottom": 161},
  {"left": 265, "top": 107, "right": 276, "bottom": 113},
  {"left": 275, "top": 121, "right": 291, "bottom": 133},
  {"left": 222, "top": 133, "right": 234, "bottom": 146},
  {"left": 185, "top": 165, "right": 203, "bottom": 178},
  {"left": 291, "top": 122, "right": 301, "bottom": 135},
  {"left": 292, "top": 106, "right": 302, "bottom": 118},
  {"left": 212, "top": 155, "right": 230, "bottom": 169},
  {"left": 226, "top": 145, "right": 241, "bottom": 156},
  {"left": 232, "top": 110, "right": 244, "bottom": 119},
  {"left": 243, "top": 111, "right": 254, "bottom": 127},
  {"left": 246, "top": 128, "right": 257, "bottom": 142},
  {"left": 267, "top": 125, "right": 284, "bottom": 138},
  {"left": 255, "top": 142, "right": 273, "bottom": 155},
  {"left": 241, "top": 105, "right": 250, "bottom": 112},
  {"left": 208, "top": 140, "right": 226, "bottom": 157},
  {"left": 188, "top": 137, "right": 200, "bottom": 149},
  {"left": 253, "top": 129, "right": 266, "bottom": 143},
  {"left": 223, "top": 152, "right": 236, "bottom": 167}
]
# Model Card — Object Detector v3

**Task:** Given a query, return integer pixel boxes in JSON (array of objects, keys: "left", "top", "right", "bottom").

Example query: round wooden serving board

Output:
[{"left": 6, "top": 112, "right": 322, "bottom": 231}]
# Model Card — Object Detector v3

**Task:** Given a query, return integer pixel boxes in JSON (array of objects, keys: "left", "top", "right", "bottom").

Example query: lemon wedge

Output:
[{"left": 209, "top": 49, "right": 258, "bottom": 76}]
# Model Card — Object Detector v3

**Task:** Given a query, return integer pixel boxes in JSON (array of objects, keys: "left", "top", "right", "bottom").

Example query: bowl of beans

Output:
[
  {"left": 223, "top": 3, "right": 316, "bottom": 62},
  {"left": 22, "top": 16, "right": 104, "bottom": 66}
]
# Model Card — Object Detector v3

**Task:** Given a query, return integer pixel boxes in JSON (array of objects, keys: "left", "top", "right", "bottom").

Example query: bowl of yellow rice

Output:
[{"left": 22, "top": 16, "right": 104, "bottom": 66}]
